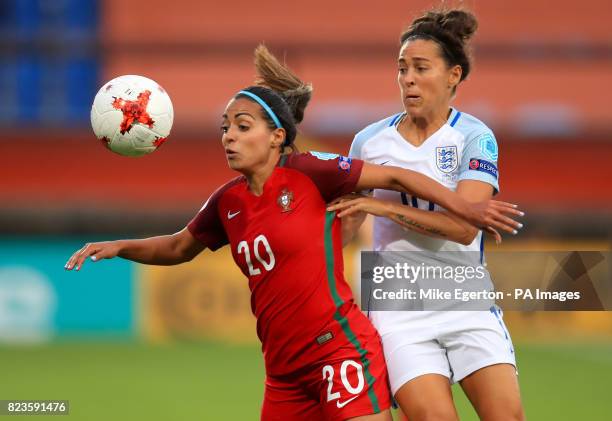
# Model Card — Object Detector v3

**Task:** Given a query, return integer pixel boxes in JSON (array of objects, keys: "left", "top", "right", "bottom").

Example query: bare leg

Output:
[
  {"left": 459, "top": 363, "right": 524, "bottom": 421},
  {"left": 395, "top": 374, "right": 459, "bottom": 421}
]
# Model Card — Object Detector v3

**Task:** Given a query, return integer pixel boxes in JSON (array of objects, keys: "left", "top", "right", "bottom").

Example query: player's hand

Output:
[
  {"left": 64, "top": 241, "right": 122, "bottom": 271},
  {"left": 327, "top": 195, "right": 390, "bottom": 218},
  {"left": 484, "top": 226, "right": 503, "bottom": 245},
  {"left": 469, "top": 200, "right": 524, "bottom": 236}
]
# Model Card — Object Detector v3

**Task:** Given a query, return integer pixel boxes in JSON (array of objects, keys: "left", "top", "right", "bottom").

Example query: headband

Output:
[{"left": 237, "top": 90, "right": 283, "bottom": 129}]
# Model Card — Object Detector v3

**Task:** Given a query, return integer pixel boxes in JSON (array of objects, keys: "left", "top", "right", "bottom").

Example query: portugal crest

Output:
[
  {"left": 436, "top": 146, "right": 458, "bottom": 173},
  {"left": 277, "top": 188, "right": 294, "bottom": 213}
]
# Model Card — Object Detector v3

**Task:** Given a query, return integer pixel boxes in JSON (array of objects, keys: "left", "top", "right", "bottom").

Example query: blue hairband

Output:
[{"left": 238, "top": 90, "right": 282, "bottom": 129}]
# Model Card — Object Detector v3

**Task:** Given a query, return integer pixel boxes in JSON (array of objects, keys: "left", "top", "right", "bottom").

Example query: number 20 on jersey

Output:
[{"left": 237, "top": 234, "right": 276, "bottom": 276}]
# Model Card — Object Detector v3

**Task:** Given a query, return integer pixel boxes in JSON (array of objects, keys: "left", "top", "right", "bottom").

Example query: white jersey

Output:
[
  {"left": 350, "top": 108, "right": 499, "bottom": 256},
  {"left": 350, "top": 109, "right": 515, "bottom": 388}
]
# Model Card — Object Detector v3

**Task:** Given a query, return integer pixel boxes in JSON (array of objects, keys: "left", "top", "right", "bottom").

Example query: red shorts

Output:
[{"left": 261, "top": 327, "right": 391, "bottom": 421}]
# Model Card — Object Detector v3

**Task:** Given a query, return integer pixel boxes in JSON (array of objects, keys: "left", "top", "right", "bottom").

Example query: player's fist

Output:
[{"left": 64, "top": 241, "right": 122, "bottom": 271}]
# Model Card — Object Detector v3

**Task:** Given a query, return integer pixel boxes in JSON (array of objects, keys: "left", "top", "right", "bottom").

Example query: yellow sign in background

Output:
[
  {"left": 139, "top": 248, "right": 258, "bottom": 343},
  {"left": 138, "top": 237, "right": 612, "bottom": 344}
]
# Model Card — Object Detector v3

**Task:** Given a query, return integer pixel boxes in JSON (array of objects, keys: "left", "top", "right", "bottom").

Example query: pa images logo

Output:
[{"left": 436, "top": 146, "right": 458, "bottom": 173}]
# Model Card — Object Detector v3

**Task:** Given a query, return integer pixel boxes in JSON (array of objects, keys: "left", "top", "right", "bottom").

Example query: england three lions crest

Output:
[{"left": 436, "top": 146, "right": 458, "bottom": 173}]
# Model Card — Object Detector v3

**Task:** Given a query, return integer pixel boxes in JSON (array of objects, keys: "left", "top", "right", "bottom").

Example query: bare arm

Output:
[
  {"left": 354, "top": 162, "right": 522, "bottom": 232},
  {"left": 65, "top": 227, "right": 206, "bottom": 271},
  {"left": 330, "top": 181, "right": 501, "bottom": 246},
  {"left": 390, "top": 180, "right": 500, "bottom": 245},
  {"left": 383, "top": 203, "right": 476, "bottom": 245}
]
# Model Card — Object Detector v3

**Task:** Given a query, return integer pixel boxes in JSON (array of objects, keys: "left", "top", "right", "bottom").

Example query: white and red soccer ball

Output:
[{"left": 91, "top": 75, "right": 174, "bottom": 157}]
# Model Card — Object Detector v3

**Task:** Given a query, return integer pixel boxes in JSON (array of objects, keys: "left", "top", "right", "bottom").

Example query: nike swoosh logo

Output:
[
  {"left": 227, "top": 210, "right": 240, "bottom": 219},
  {"left": 336, "top": 395, "right": 358, "bottom": 408}
]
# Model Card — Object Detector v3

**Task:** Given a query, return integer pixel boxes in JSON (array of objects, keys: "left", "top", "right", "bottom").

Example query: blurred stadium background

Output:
[{"left": 0, "top": 0, "right": 611, "bottom": 419}]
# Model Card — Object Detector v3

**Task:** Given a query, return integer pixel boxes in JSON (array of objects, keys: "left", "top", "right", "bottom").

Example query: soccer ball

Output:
[{"left": 91, "top": 75, "right": 174, "bottom": 157}]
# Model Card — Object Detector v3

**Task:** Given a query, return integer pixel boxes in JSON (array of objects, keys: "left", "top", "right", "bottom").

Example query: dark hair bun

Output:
[
  {"left": 437, "top": 10, "right": 478, "bottom": 43},
  {"left": 409, "top": 9, "right": 477, "bottom": 46}
]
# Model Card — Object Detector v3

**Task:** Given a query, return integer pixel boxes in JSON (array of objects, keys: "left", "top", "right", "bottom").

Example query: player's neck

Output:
[
  {"left": 400, "top": 107, "right": 451, "bottom": 146},
  {"left": 244, "top": 154, "right": 279, "bottom": 196}
]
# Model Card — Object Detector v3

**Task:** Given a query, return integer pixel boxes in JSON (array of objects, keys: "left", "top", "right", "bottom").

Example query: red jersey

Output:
[{"left": 188, "top": 152, "right": 367, "bottom": 376}]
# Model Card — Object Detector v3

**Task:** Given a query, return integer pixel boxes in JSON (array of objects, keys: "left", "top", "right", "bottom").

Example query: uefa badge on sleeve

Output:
[
  {"left": 338, "top": 156, "right": 352, "bottom": 172},
  {"left": 277, "top": 188, "right": 294, "bottom": 213}
]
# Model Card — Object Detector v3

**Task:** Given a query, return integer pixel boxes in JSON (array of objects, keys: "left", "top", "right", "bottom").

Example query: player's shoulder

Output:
[
  {"left": 282, "top": 151, "right": 356, "bottom": 179},
  {"left": 450, "top": 109, "right": 495, "bottom": 141},
  {"left": 283, "top": 151, "right": 347, "bottom": 168},
  {"left": 354, "top": 113, "right": 403, "bottom": 141},
  {"left": 350, "top": 113, "right": 403, "bottom": 158},
  {"left": 217, "top": 174, "right": 246, "bottom": 194},
  {"left": 199, "top": 175, "right": 245, "bottom": 211},
  {"left": 451, "top": 110, "right": 499, "bottom": 161}
]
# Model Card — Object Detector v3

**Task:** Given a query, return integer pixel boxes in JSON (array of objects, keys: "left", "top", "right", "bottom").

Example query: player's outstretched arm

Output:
[
  {"left": 64, "top": 227, "right": 205, "bottom": 271},
  {"left": 330, "top": 179, "right": 509, "bottom": 244},
  {"left": 329, "top": 195, "right": 501, "bottom": 245},
  {"left": 355, "top": 162, "right": 523, "bottom": 234}
]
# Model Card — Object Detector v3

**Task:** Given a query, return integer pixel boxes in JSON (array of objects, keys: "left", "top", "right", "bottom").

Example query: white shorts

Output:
[{"left": 371, "top": 307, "right": 517, "bottom": 395}]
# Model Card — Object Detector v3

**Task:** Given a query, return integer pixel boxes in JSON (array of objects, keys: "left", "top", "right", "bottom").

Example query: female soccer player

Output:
[
  {"left": 331, "top": 9, "right": 525, "bottom": 421},
  {"left": 65, "top": 46, "right": 521, "bottom": 420}
]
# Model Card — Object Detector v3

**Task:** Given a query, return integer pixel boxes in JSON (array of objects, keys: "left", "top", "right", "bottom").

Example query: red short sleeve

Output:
[
  {"left": 187, "top": 177, "right": 243, "bottom": 250},
  {"left": 283, "top": 152, "right": 363, "bottom": 202}
]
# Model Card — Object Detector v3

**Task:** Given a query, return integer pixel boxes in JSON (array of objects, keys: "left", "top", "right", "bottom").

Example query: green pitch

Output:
[{"left": 1, "top": 341, "right": 610, "bottom": 420}]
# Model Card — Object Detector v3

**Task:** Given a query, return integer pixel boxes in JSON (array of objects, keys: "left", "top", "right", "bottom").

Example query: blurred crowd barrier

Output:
[
  {"left": 0, "top": 238, "right": 134, "bottom": 342},
  {"left": 1, "top": 237, "right": 611, "bottom": 344},
  {"left": 1, "top": 134, "right": 611, "bottom": 239},
  {"left": 139, "top": 249, "right": 257, "bottom": 343}
]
